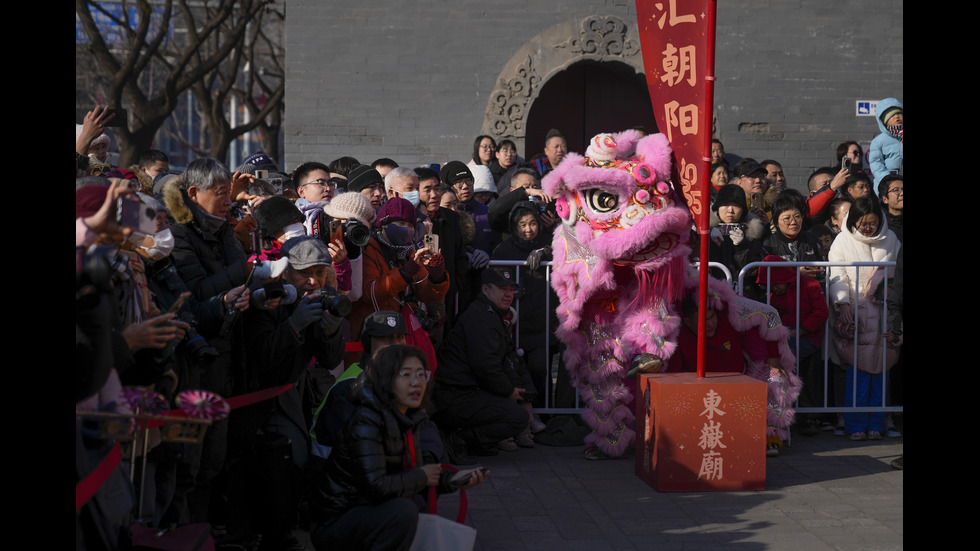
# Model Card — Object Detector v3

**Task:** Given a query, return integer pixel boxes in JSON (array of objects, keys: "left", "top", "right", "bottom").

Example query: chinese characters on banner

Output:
[
  {"left": 698, "top": 388, "right": 726, "bottom": 480},
  {"left": 636, "top": 0, "right": 713, "bottom": 225}
]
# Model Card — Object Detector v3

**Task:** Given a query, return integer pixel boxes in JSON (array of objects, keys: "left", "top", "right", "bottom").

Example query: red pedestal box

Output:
[{"left": 635, "top": 372, "right": 767, "bottom": 492}]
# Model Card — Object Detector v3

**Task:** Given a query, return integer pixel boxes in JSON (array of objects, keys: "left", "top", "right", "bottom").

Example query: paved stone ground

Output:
[
  {"left": 297, "top": 424, "right": 903, "bottom": 551},
  {"left": 441, "top": 427, "right": 903, "bottom": 551}
]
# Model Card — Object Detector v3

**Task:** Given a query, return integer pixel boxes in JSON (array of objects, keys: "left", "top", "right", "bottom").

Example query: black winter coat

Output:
[
  {"left": 763, "top": 228, "right": 823, "bottom": 263},
  {"left": 163, "top": 180, "right": 250, "bottom": 304},
  {"left": 491, "top": 206, "right": 559, "bottom": 350},
  {"left": 309, "top": 383, "right": 448, "bottom": 524},
  {"left": 423, "top": 206, "right": 471, "bottom": 326},
  {"left": 708, "top": 211, "right": 769, "bottom": 301},
  {"left": 241, "top": 297, "right": 345, "bottom": 439},
  {"left": 162, "top": 180, "right": 249, "bottom": 396},
  {"left": 436, "top": 293, "right": 515, "bottom": 397}
]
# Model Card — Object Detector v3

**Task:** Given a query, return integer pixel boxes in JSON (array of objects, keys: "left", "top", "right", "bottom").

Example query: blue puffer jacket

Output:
[{"left": 869, "top": 98, "right": 903, "bottom": 187}]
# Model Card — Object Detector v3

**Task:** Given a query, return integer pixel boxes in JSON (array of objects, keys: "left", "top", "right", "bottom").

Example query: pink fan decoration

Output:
[
  {"left": 121, "top": 387, "right": 169, "bottom": 415},
  {"left": 176, "top": 390, "right": 230, "bottom": 421}
]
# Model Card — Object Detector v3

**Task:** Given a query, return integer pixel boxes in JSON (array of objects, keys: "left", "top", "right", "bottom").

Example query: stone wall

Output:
[{"left": 285, "top": 0, "right": 902, "bottom": 192}]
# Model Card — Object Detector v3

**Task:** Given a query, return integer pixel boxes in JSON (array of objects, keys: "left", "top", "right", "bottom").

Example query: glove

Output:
[
  {"left": 252, "top": 284, "right": 298, "bottom": 309},
  {"left": 400, "top": 255, "right": 421, "bottom": 282},
  {"left": 709, "top": 226, "right": 723, "bottom": 246},
  {"left": 252, "top": 258, "right": 289, "bottom": 281},
  {"left": 288, "top": 296, "right": 323, "bottom": 333},
  {"left": 526, "top": 248, "right": 547, "bottom": 270},
  {"left": 468, "top": 249, "right": 490, "bottom": 269},
  {"left": 319, "top": 311, "right": 342, "bottom": 336},
  {"left": 729, "top": 226, "right": 745, "bottom": 246},
  {"left": 426, "top": 253, "right": 446, "bottom": 282}
]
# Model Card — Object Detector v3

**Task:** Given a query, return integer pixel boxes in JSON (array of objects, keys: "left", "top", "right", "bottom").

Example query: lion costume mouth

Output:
[{"left": 612, "top": 233, "right": 681, "bottom": 265}]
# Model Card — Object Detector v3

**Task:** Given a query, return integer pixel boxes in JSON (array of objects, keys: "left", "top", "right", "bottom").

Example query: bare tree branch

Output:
[{"left": 75, "top": 0, "right": 278, "bottom": 166}]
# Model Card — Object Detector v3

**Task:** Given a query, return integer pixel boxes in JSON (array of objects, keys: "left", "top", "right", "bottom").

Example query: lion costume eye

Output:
[{"left": 583, "top": 189, "right": 619, "bottom": 214}]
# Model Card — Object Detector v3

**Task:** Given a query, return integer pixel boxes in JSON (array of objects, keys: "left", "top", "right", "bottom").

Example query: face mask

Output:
[
  {"left": 402, "top": 191, "right": 421, "bottom": 208},
  {"left": 281, "top": 223, "right": 306, "bottom": 243},
  {"left": 140, "top": 228, "right": 175, "bottom": 260},
  {"left": 384, "top": 224, "right": 416, "bottom": 246}
]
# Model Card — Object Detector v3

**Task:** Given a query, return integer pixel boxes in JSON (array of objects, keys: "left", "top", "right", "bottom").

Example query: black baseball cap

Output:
[
  {"left": 362, "top": 311, "right": 407, "bottom": 337},
  {"left": 482, "top": 266, "right": 520, "bottom": 290}
]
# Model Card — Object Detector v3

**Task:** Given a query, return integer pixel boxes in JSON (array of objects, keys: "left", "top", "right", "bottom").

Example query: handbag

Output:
[
  {"left": 405, "top": 432, "right": 476, "bottom": 551},
  {"left": 409, "top": 512, "right": 476, "bottom": 551}
]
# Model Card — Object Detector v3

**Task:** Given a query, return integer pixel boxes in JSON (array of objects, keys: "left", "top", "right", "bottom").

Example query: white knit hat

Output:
[{"left": 324, "top": 191, "right": 377, "bottom": 226}]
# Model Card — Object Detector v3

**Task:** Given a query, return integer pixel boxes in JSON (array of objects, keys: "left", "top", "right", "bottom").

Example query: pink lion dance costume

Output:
[{"left": 544, "top": 129, "right": 801, "bottom": 458}]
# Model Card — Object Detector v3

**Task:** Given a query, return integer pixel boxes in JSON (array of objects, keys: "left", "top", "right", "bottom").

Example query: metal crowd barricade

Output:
[
  {"left": 482, "top": 258, "right": 901, "bottom": 419},
  {"left": 486, "top": 259, "right": 582, "bottom": 413},
  {"left": 739, "top": 259, "right": 902, "bottom": 417},
  {"left": 693, "top": 261, "right": 734, "bottom": 286}
]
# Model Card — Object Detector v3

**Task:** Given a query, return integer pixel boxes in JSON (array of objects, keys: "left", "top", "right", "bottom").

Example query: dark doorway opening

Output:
[{"left": 524, "top": 60, "right": 658, "bottom": 162}]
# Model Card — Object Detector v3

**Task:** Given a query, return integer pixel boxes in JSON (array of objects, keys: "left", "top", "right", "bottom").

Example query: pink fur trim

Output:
[
  {"left": 613, "top": 129, "right": 643, "bottom": 158},
  {"left": 577, "top": 206, "right": 692, "bottom": 265},
  {"left": 634, "top": 133, "right": 673, "bottom": 182},
  {"left": 582, "top": 404, "right": 636, "bottom": 455},
  {"left": 542, "top": 152, "right": 585, "bottom": 195}
]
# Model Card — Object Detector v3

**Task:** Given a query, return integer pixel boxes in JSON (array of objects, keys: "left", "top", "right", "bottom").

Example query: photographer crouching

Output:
[{"left": 235, "top": 235, "right": 347, "bottom": 550}]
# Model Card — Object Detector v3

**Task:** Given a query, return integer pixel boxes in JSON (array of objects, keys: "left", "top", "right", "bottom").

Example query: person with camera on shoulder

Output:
[{"left": 238, "top": 235, "right": 347, "bottom": 550}]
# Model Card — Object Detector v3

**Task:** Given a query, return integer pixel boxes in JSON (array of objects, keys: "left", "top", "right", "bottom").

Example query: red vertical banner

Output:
[
  {"left": 635, "top": 0, "right": 715, "bottom": 226},
  {"left": 636, "top": 0, "right": 716, "bottom": 378}
]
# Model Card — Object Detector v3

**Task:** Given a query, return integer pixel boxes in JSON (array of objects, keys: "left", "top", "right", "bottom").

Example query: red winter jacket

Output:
[{"left": 767, "top": 276, "right": 829, "bottom": 346}]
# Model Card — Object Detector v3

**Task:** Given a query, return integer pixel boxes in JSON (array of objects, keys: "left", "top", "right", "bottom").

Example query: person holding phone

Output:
[
  {"left": 707, "top": 185, "right": 769, "bottom": 300},
  {"left": 347, "top": 197, "right": 448, "bottom": 347},
  {"left": 308, "top": 345, "right": 486, "bottom": 551}
]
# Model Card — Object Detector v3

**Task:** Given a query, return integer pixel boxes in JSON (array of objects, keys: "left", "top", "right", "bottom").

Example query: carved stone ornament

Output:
[
  {"left": 487, "top": 56, "right": 540, "bottom": 139},
  {"left": 557, "top": 15, "right": 640, "bottom": 59},
  {"left": 483, "top": 14, "right": 644, "bottom": 143}
]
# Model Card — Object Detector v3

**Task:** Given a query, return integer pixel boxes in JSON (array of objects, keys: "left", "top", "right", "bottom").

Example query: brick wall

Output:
[{"left": 285, "top": 0, "right": 902, "bottom": 193}]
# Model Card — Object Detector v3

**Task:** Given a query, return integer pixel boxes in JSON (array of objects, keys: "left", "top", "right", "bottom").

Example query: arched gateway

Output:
[{"left": 480, "top": 15, "right": 658, "bottom": 159}]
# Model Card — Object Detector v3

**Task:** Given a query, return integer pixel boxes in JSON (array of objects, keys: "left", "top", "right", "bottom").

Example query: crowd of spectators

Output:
[
  {"left": 76, "top": 97, "right": 903, "bottom": 549},
  {"left": 698, "top": 99, "right": 903, "bottom": 440}
]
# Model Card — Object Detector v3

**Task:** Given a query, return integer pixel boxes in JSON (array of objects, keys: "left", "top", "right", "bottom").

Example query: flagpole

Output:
[{"left": 697, "top": 0, "right": 717, "bottom": 379}]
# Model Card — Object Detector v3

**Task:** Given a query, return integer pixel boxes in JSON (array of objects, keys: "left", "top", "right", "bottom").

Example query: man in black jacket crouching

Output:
[{"left": 433, "top": 267, "right": 528, "bottom": 456}]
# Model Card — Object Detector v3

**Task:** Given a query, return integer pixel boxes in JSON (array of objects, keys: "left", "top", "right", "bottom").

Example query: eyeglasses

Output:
[
  {"left": 887, "top": 187, "right": 903, "bottom": 195},
  {"left": 397, "top": 369, "right": 430, "bottom": 383},
  {"left": 856, "top": 221, "right": 879, "bottom": 231},
  {"left": 453, "top": 179, "right": 474, "bottom": 189},
  {"left": 303, "top": 178, "right": 334, "bottom": 188},
  {"left": 479, "top": 144, "right": 495, "bottom": 151}
]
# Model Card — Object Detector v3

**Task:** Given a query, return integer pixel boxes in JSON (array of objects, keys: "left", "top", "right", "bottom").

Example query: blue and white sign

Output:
[{"left": 856, "top": 101, "right": 877, "bottom": 117}]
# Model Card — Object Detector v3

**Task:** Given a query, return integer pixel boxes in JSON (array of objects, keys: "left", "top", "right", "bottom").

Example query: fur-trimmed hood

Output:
[
  {"left": 709, "top": 209, "right": 767, "bottom": 241},
  {"left": 162, "top": 177, "right": 195, "bottom": 225}
]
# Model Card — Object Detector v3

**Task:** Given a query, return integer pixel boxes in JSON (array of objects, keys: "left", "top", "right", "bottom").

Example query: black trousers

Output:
[
  {"left": 310, "top": 497, "right": 418, "bottom": 551},
  {"left": 433, "top": 386, "right": 527, "bottom": 447}
]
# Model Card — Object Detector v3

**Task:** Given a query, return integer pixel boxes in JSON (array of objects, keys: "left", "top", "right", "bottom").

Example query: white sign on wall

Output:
[{"left": 856, "top": 101, "right": 877, "bottom": 117}]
